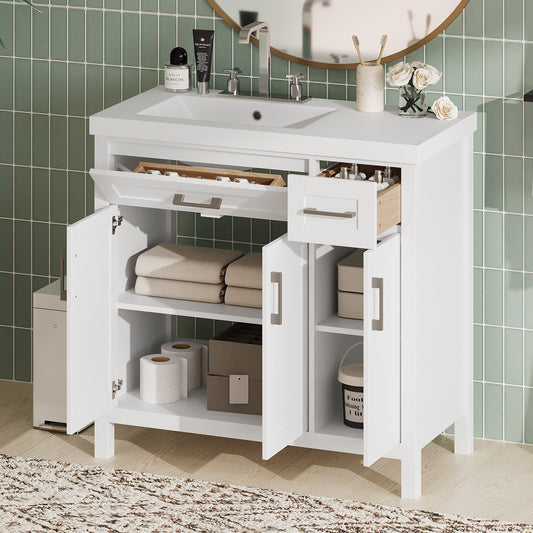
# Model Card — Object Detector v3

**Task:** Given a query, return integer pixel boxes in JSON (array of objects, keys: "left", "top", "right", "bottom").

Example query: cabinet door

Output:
[
  {"left": 363, "top": 233, "right": 401, "bottom": 466},
  {"left": 66, "top": 206, "right": 116, "bottom": 434},
  {"left": 262, "top": 235, "right": 308, "bottom": 459}
]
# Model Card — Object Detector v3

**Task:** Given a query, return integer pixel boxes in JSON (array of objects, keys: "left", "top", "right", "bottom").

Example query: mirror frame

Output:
[{"left": 206, "top": 0, "right": 469, "bottom": 70}]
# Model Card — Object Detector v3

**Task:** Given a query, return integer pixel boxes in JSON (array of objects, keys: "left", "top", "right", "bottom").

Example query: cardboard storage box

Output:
[
  {"left": 338, "top": 290, "right": 364, "bottom": 320},
  {"left": 207, "top": 323, "right": 262, "bottom": 415},
  {"left": 337, "top": 250, "right": 364, "bottom": 293}
]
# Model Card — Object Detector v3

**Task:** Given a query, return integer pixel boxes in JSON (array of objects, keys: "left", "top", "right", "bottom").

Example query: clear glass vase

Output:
[{"left": 399, "top": 85, "right": 427, "bottom": 117}]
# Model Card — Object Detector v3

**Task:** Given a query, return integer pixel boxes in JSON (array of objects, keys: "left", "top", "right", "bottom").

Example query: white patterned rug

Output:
[{"left": 0, "top": 454, "right": 531, "bottom": 532}]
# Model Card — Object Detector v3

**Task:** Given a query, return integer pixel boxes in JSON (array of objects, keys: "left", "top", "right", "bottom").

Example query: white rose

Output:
[
  {"left": 412, "top": 68, "right": 432, "bottom": 90},
  {"left": 424, "top": 64, "right": 442, "bottom": 85},
  {"left": 410, "top": 60, "right": 426, "bottom": 69},
  {"left": 432, "top": 96, "right": 458, "bottom": 120},
  {"left": 386, "top": 62, "right": 413, "bottom": 87}
]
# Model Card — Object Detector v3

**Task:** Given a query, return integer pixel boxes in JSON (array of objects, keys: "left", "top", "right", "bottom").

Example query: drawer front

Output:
[
  {"left": 90, "top": 169, "right": 287, "bottom": 221},
  {"left": 288, "top": 175, "right": 378, "bottom": 248}
]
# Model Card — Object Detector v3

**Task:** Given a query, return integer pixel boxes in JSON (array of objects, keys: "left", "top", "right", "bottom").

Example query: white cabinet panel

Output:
[
  {"left": 33, "top": 308, "right": 67, "bottom": 427},
  {"left": 262, "top": 235, "right": 308, "bottom": 459},
  {"left": 363, "top": 233, "right": 401, "bottom": 466},
  {"left": 67, "top": 206, "right": 116, "bottom": 434}
]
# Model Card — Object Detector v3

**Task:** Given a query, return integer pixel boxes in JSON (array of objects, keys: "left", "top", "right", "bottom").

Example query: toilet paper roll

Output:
[
  {"left": 161, "top": 340, "right": 205, "bottom": 390},
  {"left": 140, "top": 354, "right": 187, "bottom": 404}
]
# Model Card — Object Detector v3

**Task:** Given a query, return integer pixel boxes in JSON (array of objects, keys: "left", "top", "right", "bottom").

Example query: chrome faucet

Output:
[{"left": 238, "top": 21, "right": 270, "bottom": 98}]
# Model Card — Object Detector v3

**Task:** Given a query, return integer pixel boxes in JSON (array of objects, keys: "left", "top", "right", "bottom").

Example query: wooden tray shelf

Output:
[{"left": 133, "top": 162, "right": 286, "bottom": 187}]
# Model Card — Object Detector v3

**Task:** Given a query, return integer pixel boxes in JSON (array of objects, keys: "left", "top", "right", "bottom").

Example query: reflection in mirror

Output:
[{"left": 207, "top": 0, "right": 468, "bottom": 69}]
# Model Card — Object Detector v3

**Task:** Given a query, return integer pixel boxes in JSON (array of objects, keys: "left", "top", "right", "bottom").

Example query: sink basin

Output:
[{"left": 137, "top": 93, "right": 334, "bottom": 128}]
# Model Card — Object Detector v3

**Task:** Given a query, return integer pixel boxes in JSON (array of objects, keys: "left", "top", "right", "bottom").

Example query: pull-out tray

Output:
[{"left": 90, "top": 168, "right": 288, "bottom": 220}]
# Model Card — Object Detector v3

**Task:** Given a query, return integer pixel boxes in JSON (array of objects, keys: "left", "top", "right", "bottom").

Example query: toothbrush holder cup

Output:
[{"left": 356, "top": 64, "right": 384, "bottom": 113}]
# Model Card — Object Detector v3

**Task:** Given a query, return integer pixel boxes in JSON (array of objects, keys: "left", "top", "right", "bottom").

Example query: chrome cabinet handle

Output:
[
  {"left": 303, "top": 207, "right": 356, "bottom": 219},
  {"left": 372, "top": 277, "right": 383, "bottom": 331},
  {"left": 173, "top": 194, "right": 222, "bottom": 210},
  {"left": 270, "top": 272, "right": 282, "bottom": 325},
  {"left": 60, "top": 249, "right": 67, "bottom": 301}
]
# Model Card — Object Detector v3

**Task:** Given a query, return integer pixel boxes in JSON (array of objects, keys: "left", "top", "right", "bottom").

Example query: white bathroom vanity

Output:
[{"left": 66, "top": 87, "right": 476, "bottom": 498}]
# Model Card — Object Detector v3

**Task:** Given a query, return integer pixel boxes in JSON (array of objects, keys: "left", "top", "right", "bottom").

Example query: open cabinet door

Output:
[
  {"left": 66, "top": 206, "right": 116, "bottom": 434},
  {"left": 363, "top": 233, "right": 401, "bottom": 466},
  {"left": 262, "top": 235, "right": 308, "bottom": 459}
]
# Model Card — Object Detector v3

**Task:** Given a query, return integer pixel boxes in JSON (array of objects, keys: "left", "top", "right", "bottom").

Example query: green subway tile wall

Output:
[{"left": 0, "top": 0, "right": 530, "bottom": 444}]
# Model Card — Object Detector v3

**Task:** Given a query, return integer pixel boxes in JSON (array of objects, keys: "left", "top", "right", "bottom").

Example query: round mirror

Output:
[{"left": 206, "top": 0, "right": 469, "bottom": 69}]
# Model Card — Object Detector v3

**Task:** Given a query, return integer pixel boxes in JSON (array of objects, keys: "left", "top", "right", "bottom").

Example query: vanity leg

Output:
[
  {"left": 94, "top": 418, "right": 115, "bottom": 458},
  {"left": 455, "top": 134, "right": 474, "bottom": 458},
  {"left": 454, "top": 412, "right": 474, "bottom": 455},
  {"left": 401, "top": 451, "right": 421, "bottom": 499}
]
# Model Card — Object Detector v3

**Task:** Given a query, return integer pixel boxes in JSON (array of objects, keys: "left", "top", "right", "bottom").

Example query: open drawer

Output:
[
  {"left": 287, "top": 166, "right": 401, "bottom": 249},
  {"left": 90, "top": 168, "right": 288, "bottom": 221}
]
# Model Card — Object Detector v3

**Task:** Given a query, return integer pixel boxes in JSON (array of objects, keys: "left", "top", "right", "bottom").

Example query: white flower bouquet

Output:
[{"left": 386, "top": 61, "right": 444, "bottom": 117}]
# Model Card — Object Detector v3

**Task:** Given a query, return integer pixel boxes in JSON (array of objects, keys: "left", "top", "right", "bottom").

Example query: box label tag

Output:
[{"left": 229, "top": 374, "right": 249, "bottom": 404}]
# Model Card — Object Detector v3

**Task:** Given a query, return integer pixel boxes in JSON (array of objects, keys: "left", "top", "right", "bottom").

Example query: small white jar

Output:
[{"left": 165, "top": 47, "right": 191, "bottom": 93}]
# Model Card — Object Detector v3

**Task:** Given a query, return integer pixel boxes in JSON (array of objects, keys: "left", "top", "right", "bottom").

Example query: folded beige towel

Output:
[
  {"left": 225, "top": 286, "right": 262, "bottom": 308},
  {"left": 135, "top": 276, "right": 226, "bottom": 303},
  {"left": 135, "top": 244, "right": 244, "bottom": 284},
  {"left": 225, "top": 253, "right": 262, "bottom": 289}
]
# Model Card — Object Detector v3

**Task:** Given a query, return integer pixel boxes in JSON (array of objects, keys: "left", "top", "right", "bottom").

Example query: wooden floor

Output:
[{"left": 2, "top": 380, "right": 533, "bottom": 525}]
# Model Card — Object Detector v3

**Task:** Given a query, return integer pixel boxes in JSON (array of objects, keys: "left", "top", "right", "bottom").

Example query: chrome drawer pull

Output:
[
  {"left": 303, "top": 207, "right": 356, "bottom": 219},
  {"left": 173, "top": 194, "right": 222, "bottom": 210},
  {"left": 270, "top": 272, "right": 282, "bottom": 325},
  {"left": 372, "top": 277, "right": 383, "bottom": 331}
]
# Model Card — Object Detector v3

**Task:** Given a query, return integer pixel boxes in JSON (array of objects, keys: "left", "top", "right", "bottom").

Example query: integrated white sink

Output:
[
  {"left": 137, "top": 92, "right": 334, "bottom": 128},
  {"left": 91, "top": 87, "right": 475, "bottom": 165}
]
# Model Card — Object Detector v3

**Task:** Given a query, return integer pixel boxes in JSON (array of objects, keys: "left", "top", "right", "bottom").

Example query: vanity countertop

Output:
[{"left": 90, "top": 86, "right": 477, "bottom": 165}]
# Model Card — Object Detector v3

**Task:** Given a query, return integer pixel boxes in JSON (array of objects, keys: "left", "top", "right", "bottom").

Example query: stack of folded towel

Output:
[
  {"left": 224, "top": 253, "right": 262, "bottom": 309},
  {"left": 135, "top": 243, "right": 244, "bottom": 303}
]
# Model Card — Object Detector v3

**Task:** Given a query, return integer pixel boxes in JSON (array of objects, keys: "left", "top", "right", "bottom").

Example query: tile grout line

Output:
[
  {"left": 500, "top": 0, "right": 506, "bottom": 441},
  {"left": 11, "top": 0, "right": 16, "bottom": 381}
]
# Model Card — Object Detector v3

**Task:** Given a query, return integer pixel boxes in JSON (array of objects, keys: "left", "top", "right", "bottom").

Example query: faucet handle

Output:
[
  {"left": 224, "top": 67, "right": 242, "bottom": 79},
  {"left": 286, "top": 73, "right": 304, "bottom": 101},
  {"left": 286, "top": 73, "right": 304, "bottom": 84},
  {"left": 224, "top": 68, "right": 241, "bottom": 96}
]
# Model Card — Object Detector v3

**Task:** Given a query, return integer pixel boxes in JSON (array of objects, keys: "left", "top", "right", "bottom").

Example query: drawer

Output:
[
  {"left": 90, "top": 168, "right": 288, "bottom": 221},
  {"left": 287, "top": 172, "right": 401, "bottom": 249}
]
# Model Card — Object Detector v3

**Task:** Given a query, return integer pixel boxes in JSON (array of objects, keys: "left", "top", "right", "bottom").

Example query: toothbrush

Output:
[
  {"left": 351, "top": 35, "right": 366, "bottom": 65},
  {"left": 375, "top": 34, "right": 388, "bottom": 65}
]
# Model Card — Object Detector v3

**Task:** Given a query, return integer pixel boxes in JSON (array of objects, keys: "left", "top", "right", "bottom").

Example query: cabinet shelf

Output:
[
  {"left": 111, "top": 386, "right": 262, "bottom": 442},
  {"left": 314, "top": 408, "right": 364, "bottom": 455},
  {"left": 316, "top": 314, "right": 364, "bottom": 336},
  {"left": 117, "top": 289, "right": 262, "bottom": 324}
]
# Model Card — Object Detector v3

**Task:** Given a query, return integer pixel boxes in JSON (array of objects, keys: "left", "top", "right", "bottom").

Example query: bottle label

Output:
[
  {"left": 344, "top": 388, "right": 363, "bottom": 424},
  {"left": 165, "top": 68, "right": 189, "bottom": 91}
]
